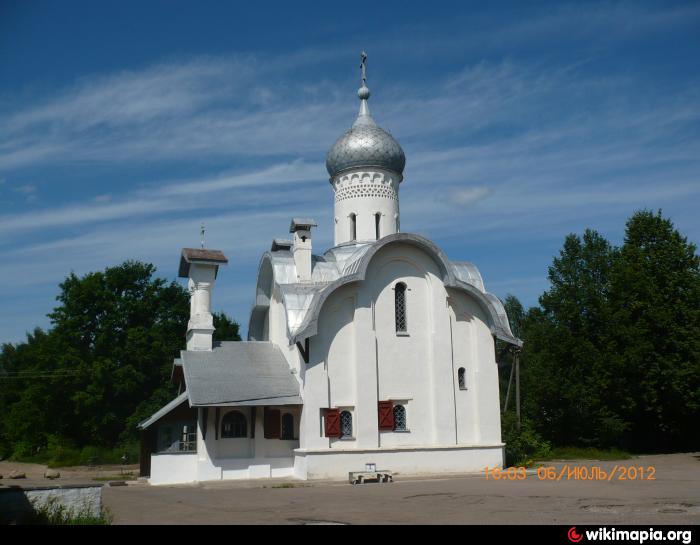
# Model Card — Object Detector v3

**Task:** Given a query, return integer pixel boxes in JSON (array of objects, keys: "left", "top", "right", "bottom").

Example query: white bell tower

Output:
[{"left": 326, "top": 52, "right": 406, "bottom": 246}]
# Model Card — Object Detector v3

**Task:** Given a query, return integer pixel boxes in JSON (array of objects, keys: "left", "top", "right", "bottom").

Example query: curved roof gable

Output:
[{"left": 248, "top": 233, "right": 522, "bottom": 347}]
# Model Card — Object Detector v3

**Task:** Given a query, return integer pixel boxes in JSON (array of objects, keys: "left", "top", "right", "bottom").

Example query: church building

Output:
[{"left": 138, "top": 55, "right": 522, "bottom": 485}]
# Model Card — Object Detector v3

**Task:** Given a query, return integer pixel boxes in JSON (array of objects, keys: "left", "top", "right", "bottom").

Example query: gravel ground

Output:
[
  {"left": 0, "top": 461, "right": 139, "bottom": 487},
  {"left": 97, "top": 452, "right": 700, "bottom": 525}
]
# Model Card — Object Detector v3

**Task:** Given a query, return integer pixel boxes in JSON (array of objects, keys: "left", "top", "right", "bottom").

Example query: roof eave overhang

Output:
[{"left": 289, "top": 233, "right": 523, "bottom": 347}]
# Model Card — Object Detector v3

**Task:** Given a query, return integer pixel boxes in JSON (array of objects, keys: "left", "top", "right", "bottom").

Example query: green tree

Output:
[
  {"left": 0, "top": 261, "right": 242, "bottom": 457},
  {"left": 213, "top": 312, "right": 241, "bottom": 343},
  {"left": 521, "top": 229, "right": 620, "bottom": 446},
  {"left": 517, "top": 211, "right": 699, "bottom": 453},
  {"left": 503, "top": 294, "right": 526, "bottom": 340},
  {"left": 498, "top": 294, "right": 552, "bottom": 466},
  {"left": 497, "top": 294, "right": 525, "bottom": 406},
  {"left": 608, "top": 210, "right": 700, "bottom": 451}
]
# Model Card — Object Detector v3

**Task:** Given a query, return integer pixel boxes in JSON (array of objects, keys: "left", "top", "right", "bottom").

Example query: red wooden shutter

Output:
[
  {"left": 264, "top": 408, "right": 281, "bottom": 439},
  {"left": 378, "top": 401, "right": 395, "bottom": 431},
  {"left": 324, "top": 408, "right": 341, "bottom": 438}
]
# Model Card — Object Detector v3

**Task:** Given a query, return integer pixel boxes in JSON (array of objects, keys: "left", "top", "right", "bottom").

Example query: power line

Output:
[{"left": 0, "top": 369, "right": 82, "bottom": 380}]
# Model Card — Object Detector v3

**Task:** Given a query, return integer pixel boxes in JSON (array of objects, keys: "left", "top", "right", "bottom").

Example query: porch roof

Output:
[
  {"left": 137, "top": 392, "right": 189, "bottom": 430},
  {"left": 181, "top": 341, "right": 302, "bottom": 407}
]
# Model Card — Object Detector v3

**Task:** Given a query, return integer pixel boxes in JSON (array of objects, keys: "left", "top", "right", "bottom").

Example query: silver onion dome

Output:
[{"left": 326, "top": 54, "right": 406, "bottom": 179}]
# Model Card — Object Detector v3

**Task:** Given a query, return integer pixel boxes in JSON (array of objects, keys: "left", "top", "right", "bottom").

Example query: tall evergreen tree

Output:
[
  {"left": 608, "top": 210, "right": 700, "bottom": 451},
  {"left": 522, "top": 230, "right": 619, "bottom": 446}
]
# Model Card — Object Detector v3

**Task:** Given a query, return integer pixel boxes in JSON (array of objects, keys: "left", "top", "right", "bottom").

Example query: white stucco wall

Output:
[
  {"left": 332, "top": 168, "right": 401, "bottom": 245},
  {"left": 448, "top": 289, "right": 503, "bottom": 445},
  {"left": 150, "top": 453, "right": 198, "bottom": 485},
  {"left": 157, "top": 231, "right": 505, "bottom": 485},
  {"left": 295, "top": 444, "right": 503, "bottom": 480},
  {"left": 269, "top": 283, "right": 304, "bottom": 379},
  {"left": 296, "top": 241, "right": 504, "bottom": 474}
]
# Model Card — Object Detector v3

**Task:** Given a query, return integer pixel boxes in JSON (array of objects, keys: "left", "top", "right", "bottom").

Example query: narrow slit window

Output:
[
  {"left": 395, "top": 282, "right": 407, "bottom": 333},
  {"left": 458, "top": 367, "right": 467, "bottom": 390},
  {"left": 350, "top": 213, "right": 357, "bottom": 241},
  {"left": 281, "top": 413, "right": 294, "bottom": 440},
  {"left": 375, "top": 213, "right": 381, "bottom": 240}
]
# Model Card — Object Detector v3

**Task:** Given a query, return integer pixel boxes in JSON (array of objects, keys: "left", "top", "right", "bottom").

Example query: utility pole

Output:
[
  {"left": 504, "top": 356, "right": 515, "bottom": 413},
  {"left": 515, "top": 348, "right": 521, "bottom": 431}
]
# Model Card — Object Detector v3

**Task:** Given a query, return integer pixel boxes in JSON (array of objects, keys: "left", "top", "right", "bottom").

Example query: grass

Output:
[
  {"left": 12, "top": 440, "right": 140, "bottom": 468},
  {"left": 536, "top": 446, "right": 633, "bottom": 461},
  {"left": 91, "top": 472, "right": 137, "bottom": 482},
  {"left": 9, "top": 499, "right": 113, "bottom": 525}
]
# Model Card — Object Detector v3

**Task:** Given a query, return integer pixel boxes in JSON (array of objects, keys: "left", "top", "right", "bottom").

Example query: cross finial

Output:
[
  {"left": 360, "top": 51, "right": 368, "bottom": 86},
  {"left": 200, "top": 222, "right": 206, "bottom": 249}
]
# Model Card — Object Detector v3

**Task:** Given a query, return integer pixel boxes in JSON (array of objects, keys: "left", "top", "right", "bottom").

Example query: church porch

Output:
[{"left": 140, "top": 399, "right": 302, "bottom": 485}]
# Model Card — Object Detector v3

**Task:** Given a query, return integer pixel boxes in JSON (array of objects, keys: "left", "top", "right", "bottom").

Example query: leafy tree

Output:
[
  {"left": 516, "top": 211, "right": 699, "bottom": 453},
  {"left": 608, "top": 210, "right": 700, "bottom": 451},
  {"left": 0, "top": 261, "right": 241, "bottom": 457},
  {"left": 497, "top": 294, "right": 525, "bottom": 406},
  {"left": 521, "top": 230, "right": 619, "bottom": 447},
  {"left": 213, "top": 312, "right": 241, "bottom": 343}
]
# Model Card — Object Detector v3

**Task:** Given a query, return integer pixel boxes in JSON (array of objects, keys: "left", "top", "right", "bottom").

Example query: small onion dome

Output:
[{"left": 326, "top": 84, "right": 406, "bottom": 179}]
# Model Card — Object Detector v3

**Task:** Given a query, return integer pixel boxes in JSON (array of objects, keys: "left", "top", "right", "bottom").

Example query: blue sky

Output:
[{"left": 1, "top": 1, "right": 699, "bottom": 344}]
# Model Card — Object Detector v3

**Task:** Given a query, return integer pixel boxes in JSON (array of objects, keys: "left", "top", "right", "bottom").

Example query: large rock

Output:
[
  {"left": 8, "top": 471, "right": 26, "bottom": 479},
  {"left": 44, "top": 469, "right": 61, "bottom": 480}
]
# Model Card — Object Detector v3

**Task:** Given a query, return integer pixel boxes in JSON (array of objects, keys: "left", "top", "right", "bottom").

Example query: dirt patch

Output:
[{"left": 0, "top": 460, "right": 138, "bottom": 487}]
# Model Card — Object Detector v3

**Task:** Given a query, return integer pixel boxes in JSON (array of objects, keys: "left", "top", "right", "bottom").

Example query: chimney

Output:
[
  {"left": 289, "top": 218, "right": 317, "bottom": 282},
  {"left": 178, "top": 248, "right": 228, "bottom": 351}
]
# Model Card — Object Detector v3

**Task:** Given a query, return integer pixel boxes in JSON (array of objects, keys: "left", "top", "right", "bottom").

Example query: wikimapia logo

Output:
[{"left": 567, "top": 527, "right": 693, "bottom": 544}]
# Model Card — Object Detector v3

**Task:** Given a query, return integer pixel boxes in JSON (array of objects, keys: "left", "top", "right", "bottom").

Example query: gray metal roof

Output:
[
  {"left": 289, "top": 218, "right": 318, "bottom": 232},
  {"left": 181, "top": 342, "right": 302, "bottom": 406},
  {"left": 137, "top": 392, "right": 189, "bottom": 429},
  {"left": 326, "top": 80, "right": 405, "bottom": 179},
  {"left": 248, "top": 232, "right": 522, "bottom": 347},
  {"left": 271, "top": 238, "right": 293, "bottom": 252}
]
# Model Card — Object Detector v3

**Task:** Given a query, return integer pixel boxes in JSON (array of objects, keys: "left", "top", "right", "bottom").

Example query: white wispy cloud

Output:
[
  {"left": 1, "top": 3, "right": 699, "bottom": 343},
  {"left": 0, "top": 160, "right": 326, "bottom": 236},
  {"left": 1, "top": 48, "right": 697, "bottom": 253},
  {"left": 446, "top": 186, "right": 492, "bottom": 206}
]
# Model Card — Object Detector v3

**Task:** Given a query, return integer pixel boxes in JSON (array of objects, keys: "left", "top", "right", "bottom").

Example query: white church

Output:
[{"left": 138, "top": 55, "right": 522, "bottom": 485}]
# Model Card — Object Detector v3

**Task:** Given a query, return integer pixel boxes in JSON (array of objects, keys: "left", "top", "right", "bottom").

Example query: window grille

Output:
[
  {"left": 340, "top": 410, "right": 353, "bottom": 438},
  {"left": 395, "top": 283, "right": 407, "bottom": 333},
  {"left": 179, "top": 424, "right": 197, "bottom": 452},
  {"left": 393, "top": 405, "right": 407, "bottom": 431},
  {"left": 458, "top": 367, "right": 467, "bottom": 390}
]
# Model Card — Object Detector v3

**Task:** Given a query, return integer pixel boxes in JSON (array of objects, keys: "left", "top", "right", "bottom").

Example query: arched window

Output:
[
  {"left": 281, "top": 413, "right": 295, "bottom": 440},
  {"left": 221, "top": 410, "right": 247, "bottom": 438},
  {"left": 394, "top": 282, "right": 407, "bottom": 333},
  {"left": 458, "top": 367, "right": 467, "bottom": 390},
  {"left": 375, "top": 212, "right": 381, "bottom": 240},
  {"left": 340, "top": 410, "right": 353, "bottom": 438},
  {"left": 350, "top": 213, "right": 357, "bottom": 241},
  {"left": 393, "top": 405, "right": 407, "bottom": 431}
]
